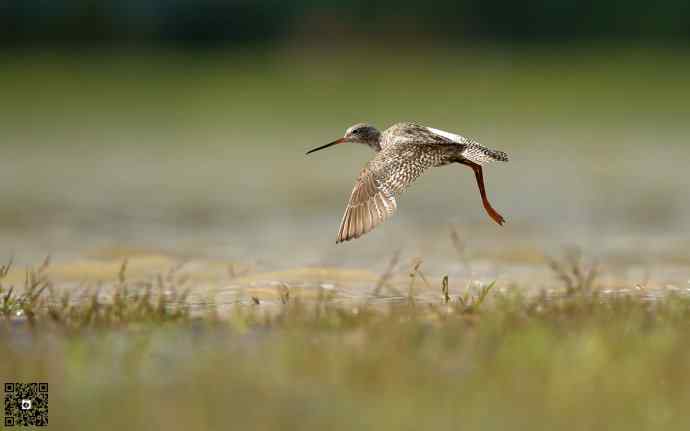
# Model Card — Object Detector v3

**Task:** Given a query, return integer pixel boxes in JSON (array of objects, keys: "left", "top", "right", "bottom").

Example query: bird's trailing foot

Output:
[
  {"left": 483, "top": 201, "right": 506, "bottom": 226},
  {"left": 460, "top": 160, "right": 506, "bottom": 226}
]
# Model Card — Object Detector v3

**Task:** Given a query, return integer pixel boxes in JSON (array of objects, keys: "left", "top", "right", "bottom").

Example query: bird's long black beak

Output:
[{"left": 306, "top": 138, "right": 346, "bottom": 155}]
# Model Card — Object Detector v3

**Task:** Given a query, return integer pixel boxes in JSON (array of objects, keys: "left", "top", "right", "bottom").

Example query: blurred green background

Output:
[
  {"left": 0, "top": 1, "right": 689, "bottom": 274},
  {"left": 2, "top": 3, "right": 690, "bottom": 431}
]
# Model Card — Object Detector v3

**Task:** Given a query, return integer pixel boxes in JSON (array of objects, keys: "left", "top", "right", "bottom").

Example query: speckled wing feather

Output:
[
  {"left": 381, "top": 123, "right": 507, "bottom": 164},
  {"left": 426, "top": 126, "right": 508, "bottom": 164},
  {"left": 336, "top": 145, "right": 436, "bottom": 243}
]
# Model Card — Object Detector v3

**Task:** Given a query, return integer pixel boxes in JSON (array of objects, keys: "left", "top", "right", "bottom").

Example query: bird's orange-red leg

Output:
[{"left": 460, "top": 161, "right": 505, "bottom": 225}]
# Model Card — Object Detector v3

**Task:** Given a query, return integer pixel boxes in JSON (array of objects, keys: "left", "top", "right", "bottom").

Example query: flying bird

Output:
[{"left": 306, "top": 122, "right": 508, "bottom": 243}]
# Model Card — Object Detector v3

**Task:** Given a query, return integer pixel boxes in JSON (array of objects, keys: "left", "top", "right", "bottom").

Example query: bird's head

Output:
[{"left": 306, "top": 123, "right": 381, "bottom": 155}]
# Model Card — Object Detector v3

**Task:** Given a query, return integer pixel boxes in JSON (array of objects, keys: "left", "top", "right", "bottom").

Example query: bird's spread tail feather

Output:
[{"left": 462, "top": 144, "right": 509, "bottom": 165}]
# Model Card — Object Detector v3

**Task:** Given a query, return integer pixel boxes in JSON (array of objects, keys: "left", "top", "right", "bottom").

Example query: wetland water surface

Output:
[
  {"left": 1, "top": 52, "right": 689, "bottom": 305},
  {"left": 1, "top": 139, "right": 688, "bottom": 307}
]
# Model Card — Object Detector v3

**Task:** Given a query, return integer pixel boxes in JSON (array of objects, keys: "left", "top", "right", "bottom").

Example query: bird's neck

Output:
[{"left": 369, "top": 136, "right": 382, "bottom": 152}]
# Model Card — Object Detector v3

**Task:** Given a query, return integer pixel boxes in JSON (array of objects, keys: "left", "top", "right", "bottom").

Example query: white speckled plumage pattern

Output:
[{"left": 335, "top": 122, "right": 508, "bottom": 243}]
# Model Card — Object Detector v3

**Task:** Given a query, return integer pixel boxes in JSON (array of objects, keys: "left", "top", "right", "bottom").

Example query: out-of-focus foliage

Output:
[
  {"left": 1, "top": 0, "right": 689, "bottom": 48},
  {"left": 4, "top": 255, "right": 690, "bottom": 431}
]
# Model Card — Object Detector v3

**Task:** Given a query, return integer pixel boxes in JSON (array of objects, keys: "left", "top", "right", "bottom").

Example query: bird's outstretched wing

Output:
[{"left": 336, "top": 146, "right": 432, "bottom": 243}]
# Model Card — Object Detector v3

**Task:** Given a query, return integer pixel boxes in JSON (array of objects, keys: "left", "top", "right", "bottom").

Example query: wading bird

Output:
[{"left": 306, "top": 123, "right": 508, "bottom": 243}]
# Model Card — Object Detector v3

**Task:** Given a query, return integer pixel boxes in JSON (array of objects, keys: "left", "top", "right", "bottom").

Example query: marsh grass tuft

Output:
[
  {"left": 441, "top": 275, "right": 450, "bottom": 304},
  {"left": 279, "top": 283, "right": 291, "bottom": 304},
  {"left": 547, "top": 249, "right": 599, "bottom": 294},
  {"left": 371, "top": 249, "right": 402, "bottom": 299},
  {"left": 0, "top": 258, "right": 191, "bottom": 329},
  {"left": 0, "top": 258, "right": 52, "bottom": 323},
  {"left": 457, "top": 280, "right": 495, "bottom": 313},
  {"left": 438, "top": 274, "right": 495, "bottom": 313}
]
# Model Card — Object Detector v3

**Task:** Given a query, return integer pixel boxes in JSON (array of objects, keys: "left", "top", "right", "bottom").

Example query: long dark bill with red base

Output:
[{"left": 306, "top": 138, "right": 346, "bottom": 155}]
